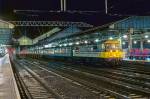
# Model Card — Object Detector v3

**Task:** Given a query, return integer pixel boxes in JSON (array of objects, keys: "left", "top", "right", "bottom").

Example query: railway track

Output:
[
  {"left": 21, "top": 58, "right": 150, "bottom": 99},
  {"left": 16, "top": 60, "right": 105, "bottom": 99},
  {"left": 116, "top": 67, "right": 150, "bottom": 75},
  {"left": 13, "top": 60, "right": 60, "bottom": 99},
  {"left": 47, "top": 62, "right": 150, "bottom": 92},
  {"left": 119, "top": 62, "right": 150, "bottom": 75},
  {"left": 51, "top": 60, "right": 150, "bottom": 83},
  {"left": 30, "top": 59, "right": 150, "bottom": 91}
]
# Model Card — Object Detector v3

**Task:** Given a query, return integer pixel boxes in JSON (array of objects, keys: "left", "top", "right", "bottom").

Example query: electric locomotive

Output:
[
  {"left": 22, "top": 39, "right": 124, "bottom": 66},
  {"left": 100, "top": 40, "right": 124, "bottom": 58},
  {"left": 73, "top": 39, "right": 124, "bottom": 65},
  {"left": 99, "top": 40, "right": 124, "bottom": 65}
]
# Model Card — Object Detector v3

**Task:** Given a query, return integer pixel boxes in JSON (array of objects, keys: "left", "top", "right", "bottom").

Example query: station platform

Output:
[
  {"left": 123, "top": 59, "right": 150, "bottom": 65},
  {"left": 0, "top": 54, "right": 21, "bottom": 99}
]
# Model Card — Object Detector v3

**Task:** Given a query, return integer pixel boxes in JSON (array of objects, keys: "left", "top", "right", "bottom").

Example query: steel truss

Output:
[{"left": 9, "top": 21, "right": 93, "bottom": 27}]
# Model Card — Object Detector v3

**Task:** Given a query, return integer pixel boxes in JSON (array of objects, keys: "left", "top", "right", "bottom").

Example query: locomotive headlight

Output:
[{"left": 110, "top": 50, "right": 112, "bottom": 52}]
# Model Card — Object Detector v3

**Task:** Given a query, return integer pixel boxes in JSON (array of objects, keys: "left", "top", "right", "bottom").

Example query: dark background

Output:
[
  {"left": 1, "top": 0, "right": 150, "bottom": 38},
  {"left": 1, "top": 0, "right": 150, "bottom": 23}
]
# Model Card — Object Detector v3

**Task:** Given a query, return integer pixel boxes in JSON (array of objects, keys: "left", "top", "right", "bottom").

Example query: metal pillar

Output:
[
  {"left": 60, "top": 0, "right": 67, "bottom": 12},
  {"left": 17, "top": 46, "right": 20, "bottom": 55},
  {"left": 64, "top": 0, "right": 67, "bottom": 12},
  {"left": 9, "top": 21, "right": 93, "bottom": 27},
  {"left": 140, "top": 40, "right": 144, "bottom": 51},
  {"left": 128, "top": 28, "right": 133, "bottom": 51},
  {"left": 118, "top": 31, "right": 122, "bottom": 49},
  {"left": 105, "top": 0, "right": 108, "bottom": 14},
  {"left": 140, "top": 33, "right": 144, "bottom": 52},
  {"left": 61, "top": 0, "right": 63, "bottom": 11}
]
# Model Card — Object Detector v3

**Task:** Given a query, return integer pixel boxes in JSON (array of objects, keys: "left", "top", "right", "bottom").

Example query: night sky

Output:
[
  {"left": 1, "top": 0, "right": 150, "bottom": 25},
  {"left": 1, "top": 0, "right": 150, "bottom": 38}
]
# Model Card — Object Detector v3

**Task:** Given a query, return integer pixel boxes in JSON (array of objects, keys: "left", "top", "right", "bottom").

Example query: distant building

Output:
[{"left": 18, "top": 36, "right": 32, "bottom": 46}]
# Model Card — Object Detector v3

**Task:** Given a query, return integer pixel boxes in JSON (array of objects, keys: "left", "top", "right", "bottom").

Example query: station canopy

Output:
[{"left": 0, "top": 20, "right": 14, "bottom": 45}]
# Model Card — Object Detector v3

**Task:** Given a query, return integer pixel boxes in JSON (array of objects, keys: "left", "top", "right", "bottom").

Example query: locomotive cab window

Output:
[{"left": 104, "top": 40, "right": 121, "bottom": 52}]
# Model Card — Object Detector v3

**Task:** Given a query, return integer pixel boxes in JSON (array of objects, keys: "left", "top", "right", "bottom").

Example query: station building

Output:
[{"left": 18, "top": 16, "right": 150, "bottom": 61}]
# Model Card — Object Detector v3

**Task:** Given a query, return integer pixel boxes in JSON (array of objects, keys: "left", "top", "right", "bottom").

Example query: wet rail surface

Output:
[
  {"left": 23, "top": 58, "right": 150, "bottom": 98},
  {"left": 14, "top": 59, "right": 105, "bottom": 99},
  {"left": 36, "top": 61, "right": 150, "bottom": 97},
  {"left": 46, "top": 62, "right": 150, "bottom": 93},
  {"left": 14, "top": 60, "right": 60, "bottom": 99},
  {"left": 119, "top": 61, "right": 150, "bottom": 74},
  {"left": 16, "top": 58, "right": 150, "bottom": 99}
]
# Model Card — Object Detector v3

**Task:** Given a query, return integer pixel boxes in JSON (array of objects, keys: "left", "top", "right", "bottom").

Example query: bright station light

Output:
[
  {"left": 145, "top": 35, "right": 149, "bottom": 38},
  {"left": 123, "top": 35, "right": 127, "bottom": 39},
  {"left": 44, "top": 45, "right": 49, "bottom": 48},
  {"left": 147, "top": 40, "right": 150, "bottom": 43},
  {"left": 134, "top": 41, "right": 137, "bottom": 44},
  {"left": 76, "top": 42, "right": 79, "bottom": 45},
  {"left": 122, "top": 42, "right": 126, "bottom": 45},
  {"left": 69, "top": 43, "right": 73, "bottom": 46},
  {"left": 84, "top": 40, "right": 88, "bottom": 44},
  {"left": 64, "top": 44, "right": 67, "bottom": 46},
  {"left": 109, "top": 37, "right": 113, "bottom": 40},
  {"left": 95, "top": 39, "right": 99, "bottom": 42}
]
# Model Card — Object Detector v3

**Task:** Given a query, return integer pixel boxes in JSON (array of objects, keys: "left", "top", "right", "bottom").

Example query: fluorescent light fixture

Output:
[
  {"left": 64, "top": 44, "right": 67, "bottom": 46},
  {"left": 48, "top": 44, "right": 52, "bottom": 47},
  {"left": 84, "top": 40, "right": 88, "bottom": 44},
  {"left": 109, "top": 37, "right": 113, "bottom": 40},
  {"left": 122, "top": 42, "right": 126, "bottom": 45},
  {"left": 147, "top": 58, "right": 150, "bottom": 61},
  {"left": 69, "top": 43, "right": 73, "bottom": 46},
  {"left": 123, "top": 35, "right": 127, "bottom": 39},
  {"left": 76, "top": 42, "right": 79, "bottom": 45},
  {"left": 145, "top": 35, "right": 149, "bottom": 38},
  {"left": 133, "top": 41, "right": 137, "bottom": 44},
  {"left": 95, "top": 39, "right": 99, "bottom": 42},
  {"left": 44, "top": 45, "right": 49, "bottom": 48}
]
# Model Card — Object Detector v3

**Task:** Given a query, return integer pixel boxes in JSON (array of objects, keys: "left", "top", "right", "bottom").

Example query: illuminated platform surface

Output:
[
  {"left": 0, "top": 54, "right": 20, "bottom": 99},
  {"left": 123, "top": 59, "right": 150, "bottom": 66},
  {"left": 124, "top": 58, "right": 150, "bottom": 62}
]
